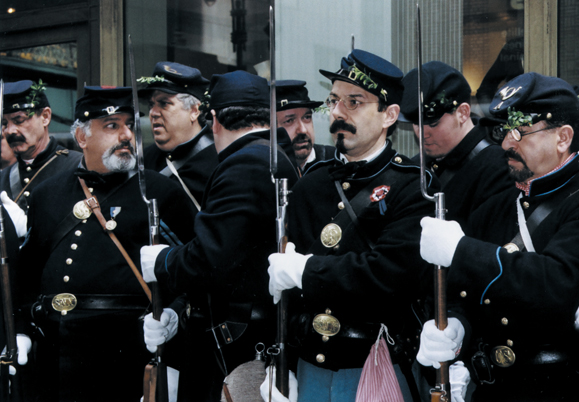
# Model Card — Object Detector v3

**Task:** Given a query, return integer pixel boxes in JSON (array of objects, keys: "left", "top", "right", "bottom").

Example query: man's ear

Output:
[
  {"left": 75, "top": 127, "right": 88, "bottom": 150},
  {"left": 40, "top": 107, "right": 52, "bottom": 128},
  {"left": 557, "top": 125, "right": 574, "bottom": 154},
  {"left": 211, "top": 110, "right": 220, "bottom": 134},
  {"left": 456, "top": 103, "right": 471, "bottom": 125},
  {"left": 383, "top": 104, "right": 400, "bottom": 129},
  {"left": 190, "top": 104, "right": 201, "bottom": 123}
]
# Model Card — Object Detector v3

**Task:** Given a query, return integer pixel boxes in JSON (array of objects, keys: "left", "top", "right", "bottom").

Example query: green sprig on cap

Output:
[
  {"left": 25, "top": 79, "right": 47, "bottom": 116},
  {"left": 504, "top": 107, "right": 533, "bottom": 131},
  {"left": 136, "top": 75, "right": 167, "bottom": 85},
  {"left": 347, "top": 65, "right": 387, "bottom": 102}
]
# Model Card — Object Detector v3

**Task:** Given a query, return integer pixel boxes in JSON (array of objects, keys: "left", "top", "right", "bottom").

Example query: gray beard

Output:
[{"left": 102, "top": 146, "right": 136, "bottom": 172}]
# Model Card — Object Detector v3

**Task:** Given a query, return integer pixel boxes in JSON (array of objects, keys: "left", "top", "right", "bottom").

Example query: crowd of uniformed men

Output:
[{"left": 0, "top": 47, "right": 578, "bottom": 402}]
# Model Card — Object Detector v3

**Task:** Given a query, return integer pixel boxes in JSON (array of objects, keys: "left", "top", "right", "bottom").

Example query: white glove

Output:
[
  {"left": 141, "top": 244, "right": 169, "bottom": 283},
  {"left": 0, "top": 334, "right": 31, "bottom": 374},
  {"left": 417, "top": 318, "right": 464, "bottom": 369},
  {"left": 16, "top": 334, "right": 31, "bottom": 366},
  {"left": 449, "top": 361, "right": 470, "bottom": 402},
  {"left": 268, "top": 242, "right": 312, "bottom": 304},
  {"left": 144, "top": 308, "right": 179, "bottom": 353},
  {"left": 420, "top": 217, "right": 465, "bottom": 267},
  {"left": 1, "top": 191, "right": 27, "bottom": 238},
  {"left": 259, "top": 366, "right": 298, "bottom": 402}
]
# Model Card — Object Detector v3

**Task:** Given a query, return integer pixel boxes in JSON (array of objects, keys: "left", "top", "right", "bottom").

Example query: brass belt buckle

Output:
[
  {"left": 320, "top": 223, "right": 342, "bottom": 248},
  {"left": 313, "top": 309, "right": 341, "bottom": 342},
  {"left": 490, "top": 345, "right": 516, "bottom": 367},
  {"left": 52, "top": 293, "right": 77, "bottom": 316}
]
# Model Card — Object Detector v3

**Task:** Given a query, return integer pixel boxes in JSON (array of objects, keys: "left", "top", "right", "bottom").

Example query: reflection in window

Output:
[{"left": 463, "top": 0, "right": 523, "bottom": 118}]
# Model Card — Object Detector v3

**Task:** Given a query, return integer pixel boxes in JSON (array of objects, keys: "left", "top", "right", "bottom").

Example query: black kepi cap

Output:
[
  {"left": 3, "top": 80, "right": 50, "bottom": 114},
  {"left": 208, "top": 70, "right": 269, "bottom": 110},
  {"left": 319, "top": 49, "right": 404, "bottom": 106},
  {"left": 75, "top": 86, "right": 133, "bottom": 122},
  {"left": 400, "top": 61, "right": 471, "bottom": 124},
  {"left": 489, "top": 72, "right": 579, "bottom": 128},
  {"left": 138, "top": 62, "right": 210, "bottom": 100},
  {"left": 276, "top": 80, "right": 322, "bottom": 111}
]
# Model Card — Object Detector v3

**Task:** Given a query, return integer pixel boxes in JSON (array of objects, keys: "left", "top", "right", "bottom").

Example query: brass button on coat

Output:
[
  {"left": 342, "top": 182, "right": 351, "bottom": 190},
  {"left": 23, "top": 178, "right": 30, "bottom": 184},
  {"left": 66, "top": 258, "right": 73, "bottom": 265},
  {"left": 71, "top": 244, "right": 78, "bottom": 250},
  {"left": 26, "top": 166, "right": 32, "bottom": 172},
  {"left": 523, "top": 201, "right": 530, "bottom": 209},
  {"left": 75, "top": 230, "right": 82, "bottom": 236},
  {"left": 338, "top": 202, "right": 345, "bottom": 210},
  {"left": 63, "top": 276, "right": 70, "bottom": 282},
  {"left": 394, "top": 156, "right": 402, "bottom": 163},
  {"left": 460, "top": 291, "right": 467, "bottom": 298},
  {"left": 316, "top": 354, "right": 325, "bottom": 363},
  {"left": 501, "top": 317, "right": 509, "bottom": 325}
]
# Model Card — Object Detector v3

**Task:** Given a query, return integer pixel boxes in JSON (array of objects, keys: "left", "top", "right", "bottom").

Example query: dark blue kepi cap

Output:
[
  {"left": 208, "top": 70, "right": 269, "bottom": 109},
  {"left": 276, "top": 80, "right": 323, "bottom": 111},
  {"left": 319, "top": 49, "right": 404, "bottom": 105},
  {"left": 3, "top": 80, "right": 50, "bottom": 114},
  {"left": 400, "top": 61, "right": 471, "bottom": 124},
  {"left": 138, "top": 61, "right": 210, "bottom": 100},
  {"left": 489, "top": 72, "right": 579, "bottom": 125},
  {"left": 75, "top": 86, "right": 133, "bottom": 122}
]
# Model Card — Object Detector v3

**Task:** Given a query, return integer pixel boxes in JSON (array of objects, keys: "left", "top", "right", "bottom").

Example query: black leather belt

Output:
[{"left": 40, "top": 294, "right": 149, "bottom": 312}]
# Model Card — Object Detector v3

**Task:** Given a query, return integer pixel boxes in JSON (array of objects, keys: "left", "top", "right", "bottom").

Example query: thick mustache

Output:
[
  {"left": 330, "top": 120, "right": 357, "bottom": 135},
  {"left": 292, "top": 134, "right": 311, "bottom": 145},
  {"left": 6, "top": 134, "right": 26, "bottom": 144},
  {"left": 112, "top": 141, "right": 135, "bottom": 154},
  {"left": 505, "top": 149, "right": 524, "bottom": 164}
]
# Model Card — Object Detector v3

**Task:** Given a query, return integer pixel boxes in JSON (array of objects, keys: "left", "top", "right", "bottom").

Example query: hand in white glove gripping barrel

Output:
[
  {"left": 140, "top": 244, "right": 169, "bottom": 283},
  {"left": 143, "top": 308, "right": 179, "bottom": 353},
  {"left": 420, "top": 217, "right": 465, "bottom": 267},
  {"left": 268, "top": 242, "right": 312, "bottom": 304},
  {"left": 1, "top": 191, "right": 27, "bottom": 238},
  {"left": 417, "top": 317, "right": 465, "bottom": 369},
  {"left": 260, "top": 366, "right": 298, "bottom": 402}
]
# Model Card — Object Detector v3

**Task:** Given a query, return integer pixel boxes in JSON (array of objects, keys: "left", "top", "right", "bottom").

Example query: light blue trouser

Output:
[{"left": 296, "top": 358, "right": 414, "bottom": 402}]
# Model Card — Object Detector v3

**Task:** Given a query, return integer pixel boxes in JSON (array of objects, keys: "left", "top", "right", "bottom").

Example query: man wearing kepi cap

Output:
[
  {"left": 139, "top": 62, "right": 219, "bottom": 210},
  {"left": 276, "top": 80, "right": 335, "bottom": 174},
  {"left": 140, "top": 70, "right": 299, "bottom": 400},
  {"left": 264, "top": 49, "right": 438, "bottom": 401},
  {"left": 400, "top": 61, "right": 513, "bottom": 226},
  {"left": 418, "top": 72, "right": 579, "bottom": 400},
  {"left": 14, "top": 86, "right": 196, "bottom": 402},
  {"left": 0, "top": 80, "right": 82, "bottom": 212}
]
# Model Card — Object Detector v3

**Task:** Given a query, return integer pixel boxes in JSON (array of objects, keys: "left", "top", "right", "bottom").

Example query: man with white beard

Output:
[{"left": 13, "top": 86, "right": 196, "bottom": 402}]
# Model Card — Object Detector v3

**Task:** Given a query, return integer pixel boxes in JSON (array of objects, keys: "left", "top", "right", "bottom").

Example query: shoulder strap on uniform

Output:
[
  {"left": 308, "top": 164, "right": 407, "bottom": 255},
  {"left": 159, "top": 131, "right": 214, "bottom": 177},
  {"left": 438, "top": 138, "right": 492, "bottom": 187}
]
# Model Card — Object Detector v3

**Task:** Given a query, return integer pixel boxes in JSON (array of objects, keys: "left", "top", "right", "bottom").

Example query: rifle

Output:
[
  {"left": 127, "top": 35, "right": 169, "bottom": 402},
  {"left": 415, "top": 5, "right": 450, "bottom": 402},
  {"left": 0, "top": 80, "right": 22, "bottom": 402},
  {"left": 269, "top": 3, "right": 290, "bottom": 397}
]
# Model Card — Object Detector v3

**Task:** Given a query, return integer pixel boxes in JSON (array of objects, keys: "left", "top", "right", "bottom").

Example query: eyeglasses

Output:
[
  {"left": 325, "top": 95, "right": 379, "bottom": 111},
  {"left": 492, "top": 125, "right": 552, "bottom": 142}
]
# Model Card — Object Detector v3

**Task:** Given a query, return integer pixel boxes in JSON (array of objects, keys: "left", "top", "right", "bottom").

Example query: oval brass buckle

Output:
[
  {"left": 320, "top": 223, "right": 342, "bottom": 248},
  {"left": 52, "top": 293, "right": 77, "bottom": 315},
  {"left": 312, "top": 313, "right": 341, "bottom": 337}
]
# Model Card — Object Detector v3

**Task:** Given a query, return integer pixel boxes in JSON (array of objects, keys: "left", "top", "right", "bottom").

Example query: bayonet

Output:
[
  {"left": 269, "top": 3, "right": 290, "bottom": 397},
  {"left": 415, "top": 5, "right": 450, "bottom": 402},
  {"left": 0, "top": 80, "right": 22, "bottom": 401},
  {"left": 128, "top": 35, "right": 168, "bottom": 402}
]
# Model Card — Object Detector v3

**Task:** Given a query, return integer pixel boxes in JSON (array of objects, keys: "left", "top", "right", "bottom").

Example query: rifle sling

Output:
[
  {"left": 78, "top": 178, "right": 152, "bottom": 302},
  {"left": 158, "top": 130, "right": 213, "bottom": 177},
  {"left": 308, "top": 165, "right": 405, "bottom": 255},
  {"left": 12, "top": 150, "right": 70, "bottom": 203},
  {"left": 437, "top": 138, "right": 491, "bottom": 188},
  {"left": 43, "top": 172, "right": 134, "bottom": 253},
  {"left": 507, "top": 195, "right": 564, "bottom": 252}
]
